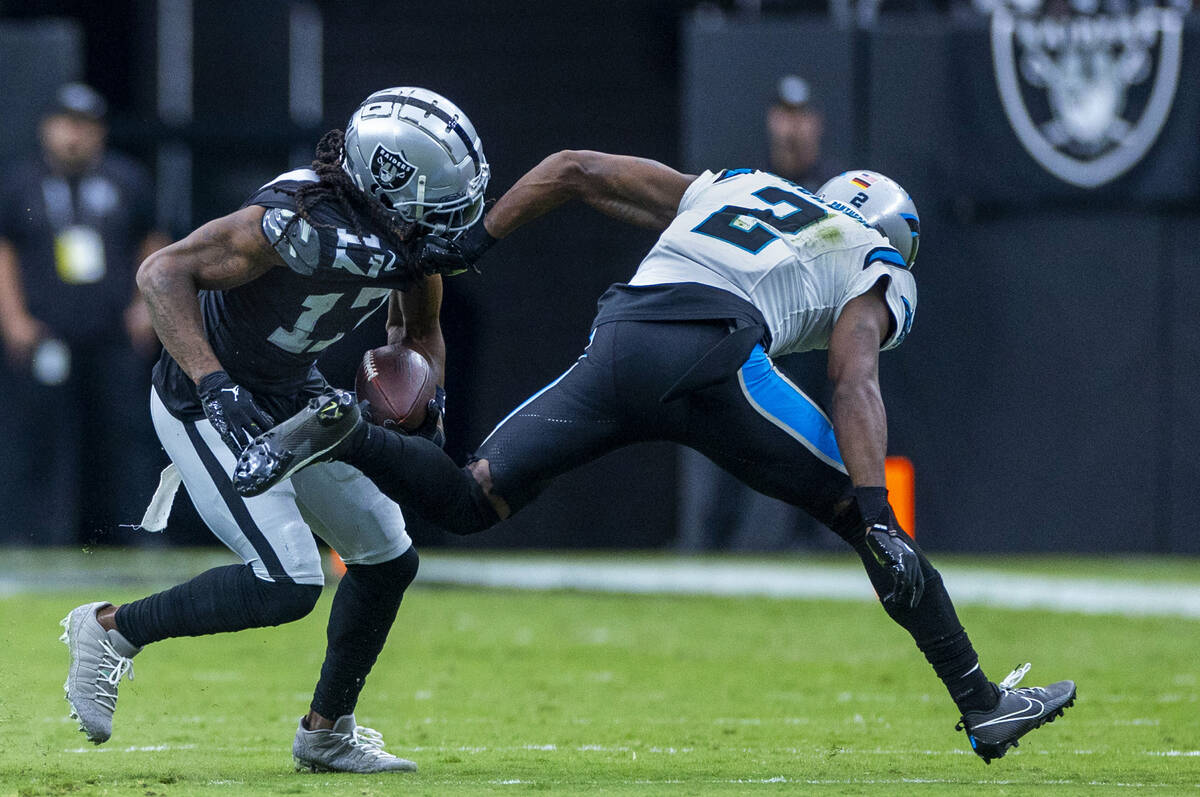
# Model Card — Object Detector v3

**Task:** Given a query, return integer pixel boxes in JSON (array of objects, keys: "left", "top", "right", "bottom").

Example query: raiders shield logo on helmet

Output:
[
  {"left": 984, "top": 0, "right": 1188, "bottom": 188},
  {"left": 370, "top": 144, "right": 417, "bottom": 191}
]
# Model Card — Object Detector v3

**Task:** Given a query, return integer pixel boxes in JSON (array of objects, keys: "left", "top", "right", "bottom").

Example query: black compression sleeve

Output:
[
  {"left": 113, "top": 564, "right": 321, "bottom": 646},
  {"left": 341, "top": 424, "right": 500, "bottom": 535},
  {"left": 311, "top": 547, "right": 419, "bottom": 719}
]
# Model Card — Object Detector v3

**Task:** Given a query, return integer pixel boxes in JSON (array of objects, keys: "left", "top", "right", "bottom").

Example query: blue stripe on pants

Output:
[{"left": 737, "top": 345, "right": 847, "bottom": 473}]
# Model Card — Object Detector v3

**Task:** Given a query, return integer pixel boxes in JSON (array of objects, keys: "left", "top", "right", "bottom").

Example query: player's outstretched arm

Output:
[
  {"left": 136, "top": 206, "right": 280, "bottom": 383},
  {"left": 828, "top": 281, "right": 922, "bottom": 608},
  {"left": 827, "top": 281, "right": 891, "bottom": 488},
  {"left": 485, "top": 150, "right": 697, "bottom": 238}
]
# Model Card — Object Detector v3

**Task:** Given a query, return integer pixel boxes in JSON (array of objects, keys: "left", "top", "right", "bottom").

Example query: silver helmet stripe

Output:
[{"left": 367, "top": 92, "right": 482, "bottom": 177}]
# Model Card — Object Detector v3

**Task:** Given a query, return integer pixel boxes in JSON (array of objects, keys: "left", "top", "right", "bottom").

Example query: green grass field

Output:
[{"left": 1, "top": 551, "right": 1198, "bottom": 795}]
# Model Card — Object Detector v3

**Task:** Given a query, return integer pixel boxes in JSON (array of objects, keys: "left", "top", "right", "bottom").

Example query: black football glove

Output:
[
  {"left": 406, "top": 385, "right": 447, "bottom": 448},
  {"left": 420, "top": 385, "right": 447, "bottom": 448},
  {"left": 415, "top": 216, "right": 498, "bottom": 277},
  {"left": 413, "top": 234, "right": 473, "bottom": 277},
  {"left": 197, "top": 370, "right": 275, "bottom": 455},
  {"left": 856, "top": 486, "right": 924, "bottom": 609}
]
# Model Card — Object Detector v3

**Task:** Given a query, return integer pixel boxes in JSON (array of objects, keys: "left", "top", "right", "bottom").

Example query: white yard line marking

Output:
[
  {"left": 63, "top": 744, "right": 198, "bottom": 753},
  {"left": 1147, "top": 750, "right": 1200, "bottom": 756},
  {"left": 418, "top": 557, "right": 1200, "bottom": 618},
  {"left": 482, "top": 777, "right": 1191, "bottom": 788}
]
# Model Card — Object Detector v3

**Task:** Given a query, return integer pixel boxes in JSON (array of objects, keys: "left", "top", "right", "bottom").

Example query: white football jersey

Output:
[{"left": 630, "top": 169, "right": 916, "bottom": 356}]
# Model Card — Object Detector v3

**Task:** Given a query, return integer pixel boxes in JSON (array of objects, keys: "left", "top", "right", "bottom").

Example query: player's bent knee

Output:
[
  {"left": 250, "top": 578, "right": 322, "bottom": 627},
  {"left": 343, "top": 545, "right": 419, "bottom": 594}
]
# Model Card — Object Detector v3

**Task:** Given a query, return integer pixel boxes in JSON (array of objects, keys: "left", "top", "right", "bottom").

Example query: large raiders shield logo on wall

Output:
[
  {"left": 370, "top": 144, "right": 417, "bottom": 190},
  {"left": 986, "top": 0, "right": 1188, "bottom": 188}
]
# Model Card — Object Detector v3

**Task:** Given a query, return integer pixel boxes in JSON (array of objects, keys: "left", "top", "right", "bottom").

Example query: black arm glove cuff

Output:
[
  {"left": 196, "top": 369, "right": 234, "bottom": 397},
  {"left": 853, "top": 485, "right": 890, "bottom": 528},
  {"left": 457, "top": 217, "right": 498, "bottom": 265}
]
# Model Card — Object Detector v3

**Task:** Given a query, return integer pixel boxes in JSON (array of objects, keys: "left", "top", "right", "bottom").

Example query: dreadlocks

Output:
[{"left": 279, "top": 129, "right": 414, "bottom": 260}]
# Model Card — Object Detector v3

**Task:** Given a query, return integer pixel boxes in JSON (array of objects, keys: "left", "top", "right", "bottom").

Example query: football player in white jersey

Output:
[{"left": 237, "top": 150, "right": 1076, "bottom": 763}]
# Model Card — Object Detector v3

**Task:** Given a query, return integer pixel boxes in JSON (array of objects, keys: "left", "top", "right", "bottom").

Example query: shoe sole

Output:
[
  {"left": 973, "top": 688, "right": 1077, "bottom": 764},
  {"left": 234, "top": 391, "right": 357, "bottom": 497},
  {"left": 293, "top": 755, "right": 418, "bottom": 774},
  {"left": 294, "top": 756, "right": 332, "bottom": 773},
  {"left": 59, "top": 607, "right": 109, "bottom": 745}
]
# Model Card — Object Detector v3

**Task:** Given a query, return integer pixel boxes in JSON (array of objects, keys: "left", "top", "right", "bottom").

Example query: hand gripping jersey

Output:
[
  {"left": 629, "top": 169, "right": 916, "bottom": 356},
  {"left": 153, "top": 169, "right": 418, "bottom": 421}
]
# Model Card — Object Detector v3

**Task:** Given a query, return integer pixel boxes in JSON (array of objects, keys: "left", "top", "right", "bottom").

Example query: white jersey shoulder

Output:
[{"left": 631, "top": 169, "right": 916, "bottom": 354}]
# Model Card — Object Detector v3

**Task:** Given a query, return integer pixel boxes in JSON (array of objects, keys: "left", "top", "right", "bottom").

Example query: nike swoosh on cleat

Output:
[{"left": 973, "top": 695, "right": 1045, "bottom": 729}]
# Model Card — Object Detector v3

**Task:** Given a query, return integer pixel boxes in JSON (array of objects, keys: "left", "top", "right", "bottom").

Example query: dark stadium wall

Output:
[
  {"left": 0, "top": 20, "right": 83, "bottom": 165},
  {"left": 682, "top": 12, "right": 1200, "bottom": 553},
  {"left": 1166, "top": 215, "right": 1200, "bottom": 554}
]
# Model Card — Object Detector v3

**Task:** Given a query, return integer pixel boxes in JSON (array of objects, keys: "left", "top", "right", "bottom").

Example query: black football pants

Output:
[{"left": 477, "top": 319, "right": 857, "bottom": 534}]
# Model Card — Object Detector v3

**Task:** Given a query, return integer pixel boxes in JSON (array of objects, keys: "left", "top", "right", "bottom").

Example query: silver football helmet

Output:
[
  {"left": 343, "top": 87, "right": 490, "bottom": 237},
  {"left": 817, "top": 170, "right": 920, "bottom": 267}
]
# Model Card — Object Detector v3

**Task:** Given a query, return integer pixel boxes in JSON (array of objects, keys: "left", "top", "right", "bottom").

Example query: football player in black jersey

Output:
[
  {"left": 59, "top": 88, "right": 484, "bottom": 773},
  {"left": 237, "top": 149, "right": 1076, "bottom": 764}
]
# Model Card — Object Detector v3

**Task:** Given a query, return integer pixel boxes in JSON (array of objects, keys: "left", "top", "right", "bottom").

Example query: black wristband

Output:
[
  {"left": 196, "top": 369, "right": 233, "bottom": 396},
  {"left": 460, "top": 218, "right": 497, "bottom": 257},
  {"left": 853, "top": 486, "right": 890, "bottom": 527}
]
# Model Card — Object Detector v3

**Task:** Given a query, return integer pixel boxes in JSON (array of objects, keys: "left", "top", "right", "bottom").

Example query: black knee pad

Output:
[
  {"left": 343, "top": 546, "right": 420, "bottom": 594},
  {"left": 248, "top": 577, "right": 322, "bottom": 627}
]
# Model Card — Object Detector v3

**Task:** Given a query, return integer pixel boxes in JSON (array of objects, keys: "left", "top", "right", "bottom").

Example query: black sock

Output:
[
  {"left": 340, "top": 423, "right": 499, "bottom": 535},
  {"left": 310, "top": 547, "right": 419, "bottom": 719},
  {"left": 920, "top": 625, "right": 1000, "bottom": 714},
  {"left": 852, "top": 542, "right": 998, "bottom": 715},
  {"left": 113, "top": 564, "right": 321, "bottom": 647}
]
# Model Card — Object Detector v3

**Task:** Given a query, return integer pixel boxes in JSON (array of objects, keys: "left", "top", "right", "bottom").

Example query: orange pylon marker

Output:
[
  {"left": 328, "top": 549, "right": 347, "bottom": 578},
  {"left": 885, "top": 455, "right": 915, "bottom": 538}
]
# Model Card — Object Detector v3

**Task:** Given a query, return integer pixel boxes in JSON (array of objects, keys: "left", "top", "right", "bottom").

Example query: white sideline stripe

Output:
[
  {"left": 418, "top": 558, "right": 1200, "bottom": 619},
  {"left": 64, "top": 744, "right": 197, "bottom": 753},
  {"left": 483, "top": 778, "right": 1189, "bottom": 788}
]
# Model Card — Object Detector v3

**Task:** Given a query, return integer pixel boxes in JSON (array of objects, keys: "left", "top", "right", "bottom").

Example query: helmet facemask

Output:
[{"left": 387, "top": 165, "right": 490, "bottom": 237}]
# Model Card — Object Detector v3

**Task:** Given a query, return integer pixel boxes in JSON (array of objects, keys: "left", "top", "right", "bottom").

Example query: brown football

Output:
[{"left": 354, "top": 344, "right": 436, "bottom": 431}]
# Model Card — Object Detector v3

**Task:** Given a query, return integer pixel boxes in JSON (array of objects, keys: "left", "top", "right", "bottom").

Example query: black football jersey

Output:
[{"left": 153, "top": 168, "right": 417, "bottom": 421}]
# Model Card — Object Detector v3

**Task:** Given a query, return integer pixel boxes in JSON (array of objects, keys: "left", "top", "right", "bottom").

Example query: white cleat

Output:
[
  {"left": 60, "top": 602, "right": 141, "bottom": 744},
  {"left": 293, "top": 714, "right": 418, "bottom": 773}
]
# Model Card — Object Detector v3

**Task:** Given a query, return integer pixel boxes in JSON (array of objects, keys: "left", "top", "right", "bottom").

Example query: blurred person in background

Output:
[
  {"left": 766, "top": 74, "right": 842, "bottom": 191},
  {"left": 678, "top": 73, "right": 846, "bottom": 552},
  {"left": 0, "top": 83, "right": 170, "bottom": 546}
]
